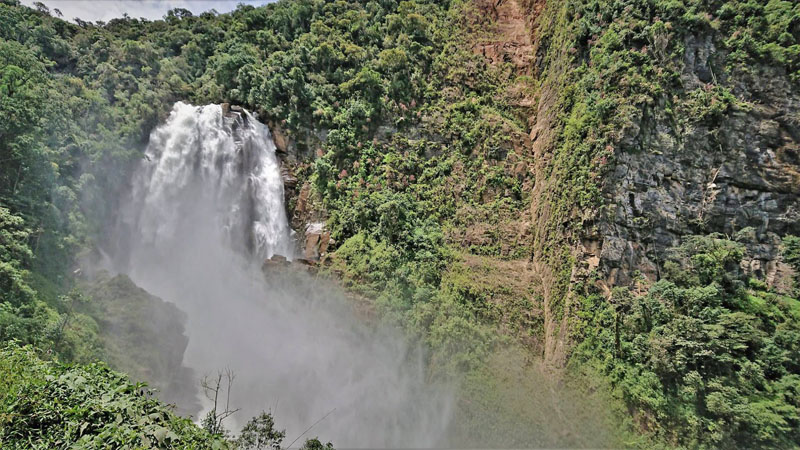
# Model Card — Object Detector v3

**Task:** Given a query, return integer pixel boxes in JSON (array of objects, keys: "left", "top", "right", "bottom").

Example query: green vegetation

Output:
[
  {"left": 0, "top": 344, "right": 334, "bottom": 449},
  {"left": 0, "top": 205, "right": 101, "bottom": 360},
  {"left": 574, "top": 236, "right": 800, "bottom": 448},
  {"left": 526, "top": 0, "right": 800, "bottom": 336},
  {"left": 528, "top": 0, "right": 800, "bottom": 446},
  {"left": 0, "top": 0, "right": 799, "bottom": 447},
  {"left": 4, "top": 0, "right": 534, "bottom": 426},
  {"left": 0, "top": 345, "right": 227, "bottom": 449},
  {"left": 784, "top": 235, "right": 800, "bottom": 296},
  {"left": 1, "top": 0, "right": 530, "bottom": 445}
]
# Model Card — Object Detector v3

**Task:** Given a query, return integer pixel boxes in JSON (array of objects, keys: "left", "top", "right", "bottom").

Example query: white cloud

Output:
[{"left": 21, "top": 0, "right": 272, "bottom": 23}]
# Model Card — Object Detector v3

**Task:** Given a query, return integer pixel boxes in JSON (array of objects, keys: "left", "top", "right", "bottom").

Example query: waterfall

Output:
[
  {"left": 114, "top": 102, "right": 452, "bottom": 447},
  {"left": 130, "top": 102, "right": 292, "bottom": 260}
]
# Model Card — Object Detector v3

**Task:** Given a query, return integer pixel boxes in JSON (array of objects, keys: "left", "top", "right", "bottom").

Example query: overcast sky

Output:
[{"left": 21, "top": 0, "right": 274, "bottom": 22}]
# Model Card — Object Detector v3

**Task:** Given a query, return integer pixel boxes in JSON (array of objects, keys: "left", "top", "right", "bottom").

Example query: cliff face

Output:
[
  {"left": 497, "top": 0, "right": 800, "bottom": 365},
  {"left": 79, "top": 274, "right": 200, "bottom": 415},
  {"left": 592, "top": 29, "right": 800, "bottom": 293},
  {"left": 269, "top": 0, "right": 799, "bottom": 369}
]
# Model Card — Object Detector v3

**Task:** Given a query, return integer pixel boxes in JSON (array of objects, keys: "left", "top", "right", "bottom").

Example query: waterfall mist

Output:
[{"left": 110, "top": 102, "right": 453, "bottom": 447}]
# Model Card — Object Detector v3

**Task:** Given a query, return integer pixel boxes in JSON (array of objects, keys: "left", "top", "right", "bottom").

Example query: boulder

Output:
[
  {"left": 262, "top": 254, "right": 291, "bottom": 271},
  {"left": 303, "top": 222, "right": 331, "bottom": 260},
  {"left": 269, "top": 121, "right": 290, "bottom": 155}
]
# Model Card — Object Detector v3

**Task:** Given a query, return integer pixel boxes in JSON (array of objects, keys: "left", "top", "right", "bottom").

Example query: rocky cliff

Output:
[
  {"left": 595, "top": 44, "right": 800, "bottom": 292},
  {"left": 506, "top": 0, "right": 800, "bottom": 363},
  {"left": 79, "top": 273, "right": 200, "bottom": 415},
  {"left": 264, "top": 0, "right": 800, "bottom": 369}
]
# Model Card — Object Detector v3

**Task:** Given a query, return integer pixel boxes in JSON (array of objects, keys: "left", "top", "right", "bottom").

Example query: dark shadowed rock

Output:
[{"left": 78, "top": 272, "right": 200, "bottom": 416}]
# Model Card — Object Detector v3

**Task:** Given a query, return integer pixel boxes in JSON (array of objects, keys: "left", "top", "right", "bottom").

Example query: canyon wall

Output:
[{"left": 594, "top": 37, "right": 800, "bottom": 292}]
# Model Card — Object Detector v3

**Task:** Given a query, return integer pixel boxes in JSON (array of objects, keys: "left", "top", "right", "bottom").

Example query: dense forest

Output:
[{"left": 1, "top": 0, "right": 799, "bottom": 447}]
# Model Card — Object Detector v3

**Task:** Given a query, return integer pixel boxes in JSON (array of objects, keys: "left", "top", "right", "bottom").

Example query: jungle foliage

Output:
[
  {"left": 574, "top": 236, "right": 800, "bottom": 448},
  {"left": 1, "top": 0, "right": 800, "bottom": 447},
  {"left": 533, "top": 0, "right": 800, "bottom": 446},
  {"left": 0, "top": 345, "right": 228, "bottom": 449},
  {"left": 1, "top": 0, "right": 530, "bottom": 405}
]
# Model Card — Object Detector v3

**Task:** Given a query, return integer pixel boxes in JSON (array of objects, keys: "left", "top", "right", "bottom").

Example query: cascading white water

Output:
[
  {"left": 130, "top": 102, "right": 292, "bottom": 260},
  {"left": 114, "top": 102, "right": 452, "bottom": 447}
]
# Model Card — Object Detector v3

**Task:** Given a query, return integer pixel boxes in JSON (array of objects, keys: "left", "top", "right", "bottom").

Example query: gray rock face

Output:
[{"left": 593, "top": 34, "right": 800, "bottom": 291}]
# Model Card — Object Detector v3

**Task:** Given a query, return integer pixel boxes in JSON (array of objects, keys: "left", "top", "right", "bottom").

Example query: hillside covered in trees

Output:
[{"left": 1, "top": 0, "right": 800, "bottom": 447}]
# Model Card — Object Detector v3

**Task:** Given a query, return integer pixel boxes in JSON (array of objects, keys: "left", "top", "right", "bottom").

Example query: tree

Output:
[
  {"left": 578, "top": 235, "right": 800, "bottom": 447},
  {"left": 201, "top": 369, "right": 239, "bottom": 437},
  {"left": 300, "top": 438, "right": 335, "bottom": 450},
  {"left": 0, "top": 206, "right": 35, "bottom": 306},
  {"left": 236, "top": 412, "right": 286, "bottom": 450},
  {"left": 0, "top": 345, "right": 229, "bottom": 448}
]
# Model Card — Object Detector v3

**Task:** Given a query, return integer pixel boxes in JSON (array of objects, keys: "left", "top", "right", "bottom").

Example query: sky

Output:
[{"left": 21, "top": 0, "right": 274, "bottom": 22}]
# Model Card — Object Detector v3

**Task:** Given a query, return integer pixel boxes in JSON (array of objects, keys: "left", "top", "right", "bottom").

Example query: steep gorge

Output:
[{"left": 269, "top": 0, "right": 800, "bottom": 444}]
